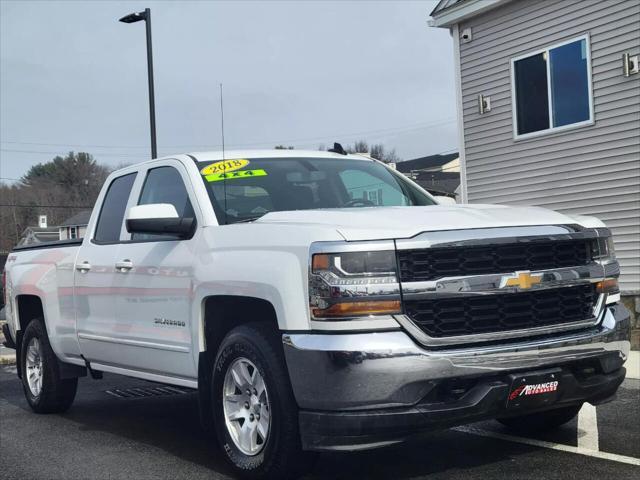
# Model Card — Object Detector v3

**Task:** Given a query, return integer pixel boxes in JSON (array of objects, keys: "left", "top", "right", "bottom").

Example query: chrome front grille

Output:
[
  {"left": 404, "top": 284, "right": 598, "bottom": 338},
  {"left": 397, "top": 239, "right": 592, "bottom": 282},
  {"left": 394, "top": 226, "right": 609, "bottom": 347}
]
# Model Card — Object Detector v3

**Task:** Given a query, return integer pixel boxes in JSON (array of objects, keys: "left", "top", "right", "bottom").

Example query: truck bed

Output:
[{"left": 12, "top": 239, "right": 83, "bottom": 252}]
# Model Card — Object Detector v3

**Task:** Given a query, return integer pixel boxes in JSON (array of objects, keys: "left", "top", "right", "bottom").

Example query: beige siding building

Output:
[
  {"left": 58, "top": 210, "right": 91, "bottom": 241},
  {"left": 430, "top": 0, "right": 640, "bottom": 297}
]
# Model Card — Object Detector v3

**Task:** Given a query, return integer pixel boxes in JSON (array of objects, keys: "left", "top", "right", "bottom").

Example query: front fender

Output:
[{"left": 193, "top": 249, "right": 308, "bottom": 333}]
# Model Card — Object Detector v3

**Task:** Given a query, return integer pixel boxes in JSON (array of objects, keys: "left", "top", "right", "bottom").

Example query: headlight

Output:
[
  {"left": 592, "top": 235, "right": 616, "bottom": 262},
  {"left": 591, "top": 233, "right": 620, "bottom": 302},
  {"left": 309, "top": 247, "right": 401, "bottom": 320},
  {"left": 604, "top": 236, "right": 616, "bottom": 260}
]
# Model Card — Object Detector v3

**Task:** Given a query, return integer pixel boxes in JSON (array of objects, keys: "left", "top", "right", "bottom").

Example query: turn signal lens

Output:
[
  {"left": 596, "top": 278, "right": 619, "bottom": 294},
  {"left": 312, "top": 300, "right": 401, "bottom": 318},
  {"left": 312, "top": 254, "right": 330, "bottom": 273}
]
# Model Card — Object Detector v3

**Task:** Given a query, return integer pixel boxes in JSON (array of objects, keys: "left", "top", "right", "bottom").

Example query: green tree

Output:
[{"left": 1, "top": 152, "right": 111, "bottom": 251}]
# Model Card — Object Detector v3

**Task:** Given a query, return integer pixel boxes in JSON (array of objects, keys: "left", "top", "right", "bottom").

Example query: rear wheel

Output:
[
  {"left": 497, "top": 404, "right": 582, "bottom": 432},
  {"left": 20, "top": 319, "right": 77, "bottom": 413},
  {"left": 211, "top": 323, "right": 309, "bottom": 479}
]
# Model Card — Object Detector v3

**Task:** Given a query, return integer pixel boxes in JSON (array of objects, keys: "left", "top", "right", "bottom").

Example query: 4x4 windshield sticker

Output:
[
  {"left": 200, "top": 159, "right": 249, "bottom": 176},
  {"left": 205, "top": 169, "right": 268, "bottom": 182},
  {"left": 200, "top": 158, "right": 268, "bottom": 182}
]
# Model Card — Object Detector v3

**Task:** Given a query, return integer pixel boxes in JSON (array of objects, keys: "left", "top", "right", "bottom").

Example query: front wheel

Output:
[
  {"left": 211, "top": 323, "right": 309, "bottom": 479},
  {"left": 20, "top": 319, "right": 77, "bottom": 413},
  {"left": 497, "top": 404, "right": 583, "bottom": 432}
]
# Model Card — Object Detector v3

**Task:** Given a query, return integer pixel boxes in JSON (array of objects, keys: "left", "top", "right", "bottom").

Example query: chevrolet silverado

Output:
[{"left": 2, "top": 149, "right": 631, "bottom": 478}]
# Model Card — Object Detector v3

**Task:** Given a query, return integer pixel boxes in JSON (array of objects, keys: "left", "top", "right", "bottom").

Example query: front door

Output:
[{"left": 111, "top": 163, "right": 199, "bottom": 380}]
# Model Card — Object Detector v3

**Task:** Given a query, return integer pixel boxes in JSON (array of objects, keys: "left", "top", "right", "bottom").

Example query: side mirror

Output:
[
  {"left": 126, "top": 203, "right": 195, "bottom": 237},
  {"left": 434, "top": 196, "right": 457, "bottom": 205}
]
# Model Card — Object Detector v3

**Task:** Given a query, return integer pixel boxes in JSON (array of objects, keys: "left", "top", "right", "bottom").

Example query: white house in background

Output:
[
  {"left": 429, "top": 0, "right": 640, "bottom": 300},
  {"left": 58, "top": 210, "right": 91, "bottom": 240}
]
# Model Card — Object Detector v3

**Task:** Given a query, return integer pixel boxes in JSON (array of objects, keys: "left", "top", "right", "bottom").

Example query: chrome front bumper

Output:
[{"left": 282, "top": 304, "right": 631, "bottom": 411}]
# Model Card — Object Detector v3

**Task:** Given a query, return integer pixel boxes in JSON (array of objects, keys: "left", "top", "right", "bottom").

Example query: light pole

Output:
[{"left": 119, "top": 8, "right": 157, "bottom": 159}]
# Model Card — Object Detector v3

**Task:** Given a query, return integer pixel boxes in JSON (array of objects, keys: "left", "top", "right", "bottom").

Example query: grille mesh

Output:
[
  {"left": 404, "top": 284, "right": 597, "bottom": 338},
  {"left": 398, "top": 240, "right": 591, "bottom": 282}
]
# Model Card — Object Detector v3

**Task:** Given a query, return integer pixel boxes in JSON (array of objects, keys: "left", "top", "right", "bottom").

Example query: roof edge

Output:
[{"left": 429, "top": 0, "right": 509, "bottom": 28}]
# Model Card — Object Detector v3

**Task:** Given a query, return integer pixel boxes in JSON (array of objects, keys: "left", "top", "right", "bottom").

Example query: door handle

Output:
[
  {"left": 76, "top": 261, "right": 92, "bottom": 273},
  {"left": 115, "top": 260, "right": 133, "bottom": 272}
]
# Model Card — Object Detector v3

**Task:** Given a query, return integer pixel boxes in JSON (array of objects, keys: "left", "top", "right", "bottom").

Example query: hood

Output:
[{"left": 255, "top": 204, "right": 604, "bottom": 241}]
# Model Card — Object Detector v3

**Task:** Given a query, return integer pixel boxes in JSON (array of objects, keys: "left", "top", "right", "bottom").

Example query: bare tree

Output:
[{"left": 319, "top": 140, "right": 400, "bottom": 163}]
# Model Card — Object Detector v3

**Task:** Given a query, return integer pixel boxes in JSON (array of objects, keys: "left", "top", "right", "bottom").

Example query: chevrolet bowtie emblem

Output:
[{"left": 500, "top": 271, "right": 543, "bottom": 289}]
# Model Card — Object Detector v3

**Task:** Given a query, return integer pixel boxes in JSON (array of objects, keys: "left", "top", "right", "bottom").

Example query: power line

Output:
[
  {"left": 0, "top": 148, "right": 145, "bottom": 158},
  {"left": 223, "top": 118, "right": 458, "bottom": 148},
  {"left": 0, "top": 204, "right": 93, "bottom": 209},
  {"left": 0, "top": 118, "right": 457, "bottom": 152},
  {"left": 0, "top": 176, "right": 104, "bottom": 187}
]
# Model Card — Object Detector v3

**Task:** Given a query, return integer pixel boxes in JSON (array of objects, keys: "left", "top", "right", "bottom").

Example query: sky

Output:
[{"left": 0, "top": 0, "right": 456, "bottom": 182}]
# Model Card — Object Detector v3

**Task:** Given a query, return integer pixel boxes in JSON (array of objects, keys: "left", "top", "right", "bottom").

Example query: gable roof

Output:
[
  {"left": 59, "top": 210, "right": 91, "bottom": 227},
  {"left": 395, "top": 153, "right": 458, "bottom": 173},
  {"left": 413, "top": 171, "right": 461, "bottom": 196},
  {"left": 430, "top": 0, "right": 465, "bottom": 16},
  {"left": 429, "top": 0, "right": 509, "bottom": 27}
]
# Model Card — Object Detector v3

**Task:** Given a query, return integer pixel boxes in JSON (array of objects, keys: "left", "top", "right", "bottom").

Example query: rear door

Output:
[
  {"left": 75, "top": 172, "right": 137, "bottom": 365},
  {"left": 111, "top": 161, "right": 199, "bottom": 380}
]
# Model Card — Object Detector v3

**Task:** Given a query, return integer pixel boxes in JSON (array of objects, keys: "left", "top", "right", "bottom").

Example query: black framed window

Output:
[
  {"left": 94, "top": 173, "right": 137, "bottom": 243},
  {"left": 512, "top": 36, "right": 592, "bottom": 137}
]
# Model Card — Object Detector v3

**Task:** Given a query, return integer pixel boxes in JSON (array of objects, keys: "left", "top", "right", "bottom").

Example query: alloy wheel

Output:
[
  {"left": 222, "top": 357, "right": 271, "bottom": 455},
  {"left": 25, "top": 337, "right": 43, "bottom": 397}
]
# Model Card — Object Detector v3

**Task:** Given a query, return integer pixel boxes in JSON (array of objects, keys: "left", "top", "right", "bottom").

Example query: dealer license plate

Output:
[{"left": 507, "top": 369, "right": 561, "bottom": 409}]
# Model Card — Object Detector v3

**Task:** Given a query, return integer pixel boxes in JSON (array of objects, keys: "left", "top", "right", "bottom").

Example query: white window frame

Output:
[
  {"left": 69, "top": 226, "right": 77, "bottom": 239},
  {"left": 510, "top": 34, "right": 594, "bottom": 141}
]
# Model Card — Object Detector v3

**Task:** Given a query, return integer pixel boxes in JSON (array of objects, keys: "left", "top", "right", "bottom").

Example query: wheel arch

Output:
[
  {"left": 15, "top": 294, "right": 45, "bottom": 332},
  {"left": 201, "top": 295, "right": 279, "bottom": 354},
  {"left": 197, "top": 294, "right": 281, "bottom": 431},
  {"left": 14, "top": 294, "right": 85, "bottom": 380},
  {"left": 13, "top": 294, "right": 45, "bottom": 378}
]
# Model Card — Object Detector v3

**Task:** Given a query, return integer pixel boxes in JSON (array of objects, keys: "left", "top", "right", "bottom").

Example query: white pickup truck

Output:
[{"left": 3, "top": 149, "right": 631, "bottom": 479}]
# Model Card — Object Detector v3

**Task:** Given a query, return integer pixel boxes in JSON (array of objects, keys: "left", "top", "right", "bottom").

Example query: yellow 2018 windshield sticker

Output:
[
  {"left": 205, "top": 169, "right": 268, "bottom": 182},
  {"left": 200, "top": 159, "right": 249, "bottom": 176}
]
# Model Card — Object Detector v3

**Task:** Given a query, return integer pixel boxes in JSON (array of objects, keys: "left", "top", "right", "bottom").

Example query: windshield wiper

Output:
[{"left": 230, "top": 215, "right": 264, "bottom": 224}]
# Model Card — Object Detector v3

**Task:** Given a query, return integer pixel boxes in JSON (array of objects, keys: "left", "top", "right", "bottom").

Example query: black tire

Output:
[
  {"left": 497, "top": 404, "right": 583, "bottom": 432},
  {"left": 211, "top": 322, "right": 310, "bottom": 479},
  {"left": 20, "top": 319, "right": 77, "bottom": 414}
]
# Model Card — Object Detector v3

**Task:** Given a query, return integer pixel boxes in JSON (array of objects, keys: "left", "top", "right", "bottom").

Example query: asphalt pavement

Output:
[{"left": 1, "top": 365, "right": 638, "bottom": 480}]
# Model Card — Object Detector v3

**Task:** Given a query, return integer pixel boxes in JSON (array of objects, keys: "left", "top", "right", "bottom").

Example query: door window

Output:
[
  {"left": 94, "top": 173, "right": 137, "bottom": 243},
  {"left": 135, "top": 166, "right": 195, "bottom": 240}
]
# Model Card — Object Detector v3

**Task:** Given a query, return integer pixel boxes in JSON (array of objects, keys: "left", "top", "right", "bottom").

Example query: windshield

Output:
[{"left": 197, "top": 157, "right": 436, "bottom": 224}]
